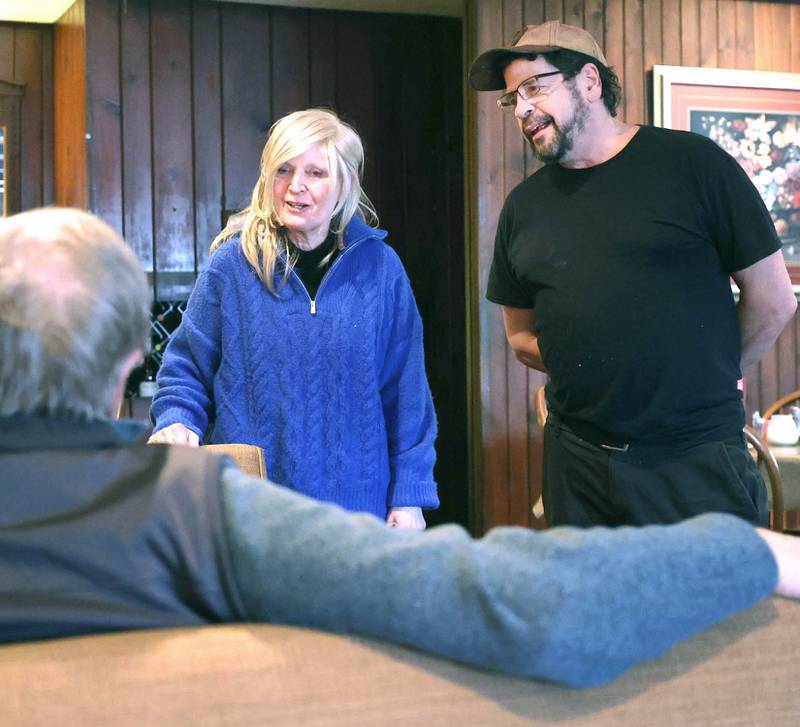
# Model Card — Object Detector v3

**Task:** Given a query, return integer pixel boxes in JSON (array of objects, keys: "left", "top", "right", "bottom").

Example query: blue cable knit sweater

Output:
[{"left": 151, "top": 217, "right": 439, "bottom": 519}]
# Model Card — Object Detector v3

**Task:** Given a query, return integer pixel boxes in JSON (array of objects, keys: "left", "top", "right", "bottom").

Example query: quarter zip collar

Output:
[{"left": 277, "top": 217, "right": 387, "bottom": 315}]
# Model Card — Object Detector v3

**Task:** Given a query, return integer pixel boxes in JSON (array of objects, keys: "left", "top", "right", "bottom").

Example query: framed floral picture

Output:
[{"left": 653, "top": 65, "right": 800, "bottom": 283}]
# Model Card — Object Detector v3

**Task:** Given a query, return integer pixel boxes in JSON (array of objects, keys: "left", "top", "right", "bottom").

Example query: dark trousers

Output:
[{"left": 542, "top": 416, "right": 768, "bottom": 528}]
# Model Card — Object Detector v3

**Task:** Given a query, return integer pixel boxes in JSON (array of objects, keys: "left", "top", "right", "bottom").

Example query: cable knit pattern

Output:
[{"left": 151, "top": 217, "right": 439, "bottom": 519}]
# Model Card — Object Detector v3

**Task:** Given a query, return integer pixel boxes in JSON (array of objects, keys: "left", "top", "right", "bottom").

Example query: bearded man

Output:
[{"left": 470, "top": 21, "right": 796, "bottom": 527}]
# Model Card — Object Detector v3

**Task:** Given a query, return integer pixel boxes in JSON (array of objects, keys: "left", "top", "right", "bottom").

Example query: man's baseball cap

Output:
[{"left": 469, "top": 20, "right": 608, "bottom": 91}]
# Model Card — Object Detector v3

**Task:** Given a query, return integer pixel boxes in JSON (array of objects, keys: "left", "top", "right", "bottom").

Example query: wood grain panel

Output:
[
  {"left": 505, "top": 0, "right": 524, "bottom": 47},
  {"left": 502, "top": 0, "right": 531, "bottom": 527},
  {"left": 85, "top": 0, "right": 122, "bottom": 233},
  {"left": 151, "top": 0, "right": 194, "bottom": 299},
  {"left": 643, "top": 0, "right": 661, "bottom": 119},
  {"left": 753, "top": 2, "right": 773, "bottom": 71},
  {"left": 473, "top": 0, "right": 509, "bottom": 533},
  {"left": 54, "top": 2, "right": 87, "bottom": 209},
  {"left": 716, "top": 0, "right": 737, "bottom": 69},
  {"left": 15, "top": 26, "right": 44, "bottom": 209},
  {"left": 334, "top": 13, "right": 377, "bottom": 202},
  {"left": 523, "top": 0, "right": 546, "bottom": 25},
  {"left": 41, "top": 24, "right": 54, "bottom": 205},
  {"left": 660, "top": 0, "right": 681, "bottom": 67},
  {"left": 735, "top": 1, "right": 754, "bottom": 70},
  {"left": 623, "top": 0, "right": 644, "bottom": 123},
  {"left": 563, "top": 0, "right": 583, "bottom": 26},
  {"left": 584, "top": 0, "right": 604, "bottom": 45},
  {"left": 792, "top": 4, "right": 800, "bottom": 73},
  {"left": 0, "top": 25, "right": 14, "bottom": 73},
  {"left": 270, "top": 7, "right": 310, "bottom": 120},
  {"left": 120, "top": 0, "right": 153, "bottom": 270},
  {"left": 544, "top": 0, "right": 565, "bottom": 22},
  {"left": 770, "top": 3, "right": 791, "bottom": 73},
  {"left": 370, "top": 14, "right": 406, "bottom": 261},
  {"left": 681, "top": 0, "right": 701, "bottom": 67},
  {"left": 699, "top": 0, "right": 718, "bottom": 67},
  {"left": 220, "top": 4, "right": 271, "bottom": 214},
  {"left": 191, "top": 0, "right": 223, "bottom": 273},
  {"left": 309, "top": 11, "right": 337, "bottom": 109},
  {"left": 603, "top": 0, "right": 625, "bottom": 100},
  {"left": 397, "top": 14, "right": 439, "bottom": 318}
]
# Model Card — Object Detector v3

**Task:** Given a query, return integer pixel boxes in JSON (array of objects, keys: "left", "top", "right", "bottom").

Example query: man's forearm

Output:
[
  {"left": 511, "top": 336, "right": 547, "bottom": 371},
  {"left": 505, "top": 329, "right": 547, "bottom": 372},
  {"left": 738, "top": 294, "right": 796, "bottom": 372},
  {"left": 501, "top": 307, "right": 547, "bottom": 372},
  {"left": 733, "top": 251, "right": 797, "bottom": 372}
]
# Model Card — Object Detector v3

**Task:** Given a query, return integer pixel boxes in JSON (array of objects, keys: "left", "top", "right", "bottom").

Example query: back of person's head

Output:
[
  {"left": 0, "top": 207, "right": 150, "bottom": 419},
  {"left": 211, "top": 108, "right": 377, "bottom": 292}
]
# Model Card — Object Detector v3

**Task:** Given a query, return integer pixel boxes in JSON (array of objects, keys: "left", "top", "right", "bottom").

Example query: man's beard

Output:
[{"left": 525, "top": 88, "right": 589, "bottom": 164}]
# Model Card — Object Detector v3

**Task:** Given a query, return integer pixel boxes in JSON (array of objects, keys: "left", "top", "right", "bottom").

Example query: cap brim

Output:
[{"left": 468, "top": 44, "right": 559, "bottom": 91}]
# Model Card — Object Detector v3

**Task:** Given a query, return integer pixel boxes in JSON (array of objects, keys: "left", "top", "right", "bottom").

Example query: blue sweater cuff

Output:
[
  {"left": 389, "top": 478, "right": 439, "bottom": 509},
  {"left": 152, "top": 405, "right": 205, "bottom": 438}
]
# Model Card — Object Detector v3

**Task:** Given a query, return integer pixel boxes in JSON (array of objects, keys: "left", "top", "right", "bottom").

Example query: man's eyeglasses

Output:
[{"left": 497, "top": 71, "right": 563, "bottom": 111}]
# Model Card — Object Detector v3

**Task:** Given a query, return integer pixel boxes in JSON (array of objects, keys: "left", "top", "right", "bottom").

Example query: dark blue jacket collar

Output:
[{"left": 0, "top": 413, "right": 148, "bottom": 452}]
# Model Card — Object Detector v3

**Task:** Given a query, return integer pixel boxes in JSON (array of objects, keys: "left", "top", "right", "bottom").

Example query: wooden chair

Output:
[
  {"left": 744, "top": 427, "right": 784, "bottom": 533},
  {"left": 762, "top": 389, "right": 800, "bottom": 422},
  {"left": 117, "top": 400, "right": 267, "bottom": 479},
  {"left": 204, "top": 443, "right": 268, "bottom": 480}
]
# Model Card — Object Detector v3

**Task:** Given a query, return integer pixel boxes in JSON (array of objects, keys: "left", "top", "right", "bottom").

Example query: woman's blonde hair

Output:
[{"left": 210, "top": 108, "right": 377, "bottom": 293}]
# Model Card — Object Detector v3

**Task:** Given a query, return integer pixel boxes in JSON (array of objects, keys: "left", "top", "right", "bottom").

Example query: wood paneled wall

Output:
[
  {"left": 54, "top": 0, "right": 87, "bottom": 209},
  {"left": 60, "top": 0, "right": 467, "bottom": 529},
  {"left": 0, "top": 21, "right": 54, "bottom": 212},
  {"left": 467, "top": 0, "right": 800, "bottom": 532}
]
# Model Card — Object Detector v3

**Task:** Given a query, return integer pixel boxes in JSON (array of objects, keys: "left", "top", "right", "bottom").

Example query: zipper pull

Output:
[{"left": 310, "top": 299, "right": 316, "bottom": 315}]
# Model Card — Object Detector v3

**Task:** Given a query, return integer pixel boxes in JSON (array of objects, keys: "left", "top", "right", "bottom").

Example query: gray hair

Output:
[{"left": 0, "top": 207, "right": 150, "bottom": 418}]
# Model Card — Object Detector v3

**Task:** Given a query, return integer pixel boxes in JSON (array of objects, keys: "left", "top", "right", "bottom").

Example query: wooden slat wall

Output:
[
  {"left": 67, "top": 0, "right": 467, "bottom": 529},
  {"left": 468, "top": 0, "right": 800, "bottom": 532},
  {"left": 0, "top": 21, "right": 54, "bottom": 212},
  {"left": 54, "top": 0, "right": 87, "bottom": 209}
]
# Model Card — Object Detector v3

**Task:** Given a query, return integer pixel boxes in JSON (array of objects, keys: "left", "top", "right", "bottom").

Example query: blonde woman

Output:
[{"left": 149, "top": 109, "right": 438, "bottom": 528}]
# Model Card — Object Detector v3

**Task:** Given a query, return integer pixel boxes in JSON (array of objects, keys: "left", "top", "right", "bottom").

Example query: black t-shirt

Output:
[
  {"left": 289, "top": 233, "right": 340, "bottom": 300},
  {"left": 487, "top": 125, "right": 781, "bottom": 445}
]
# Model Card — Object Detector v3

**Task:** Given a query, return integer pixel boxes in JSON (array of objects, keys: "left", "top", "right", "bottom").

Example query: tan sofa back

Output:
[{"left": 3, "top": 597, "right": 800, "bottom": 726}]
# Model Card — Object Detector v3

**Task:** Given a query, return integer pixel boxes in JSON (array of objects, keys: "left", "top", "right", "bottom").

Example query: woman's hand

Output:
[
  {"left": 148, "top": 423, "right": 200, "bottom": 447},
  {"left": 387, "top": 506, "right": 426, "bottom": 530}
]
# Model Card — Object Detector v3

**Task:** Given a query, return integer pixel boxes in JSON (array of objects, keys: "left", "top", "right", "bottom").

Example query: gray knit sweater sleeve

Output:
[{"left": 219, "top": 467, "right": 777, "bottom": 687}]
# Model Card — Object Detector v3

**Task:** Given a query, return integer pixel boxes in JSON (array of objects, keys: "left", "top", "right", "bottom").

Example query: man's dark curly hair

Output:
[{"left": 503, "top": 49, "right": 622, "bottom": 117}]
